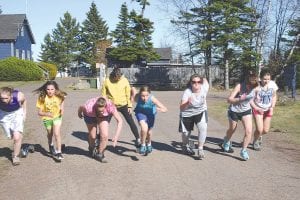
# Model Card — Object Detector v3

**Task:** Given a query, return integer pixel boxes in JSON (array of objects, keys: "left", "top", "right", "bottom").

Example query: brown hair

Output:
[{"left": 33, "top": 80, "right": 67, "bottom": 103}]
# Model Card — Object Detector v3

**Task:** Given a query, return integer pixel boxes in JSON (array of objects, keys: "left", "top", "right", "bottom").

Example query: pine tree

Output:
[
  {"left": 110, "top": 3, "right": 131, "bottom": 47},
  {"left": 80, "top": 2, "right": 109, "bottom": 71},
  {"left": 109, "top": 4, "right": 159, "bottom": 66},
  {"left": 39, "top": 12, "right": 80, "bottom": 72}
]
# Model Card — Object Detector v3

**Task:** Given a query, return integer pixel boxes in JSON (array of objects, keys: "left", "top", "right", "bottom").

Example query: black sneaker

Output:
[
  {"left": 94, "top": 153, "right": 107, "bottom": 163},
  {"left": 49, "top": 145, "right": 56, "bottom": 156},
  {"left": 182, "top": 145, "right": 195, "bottom": 155}
]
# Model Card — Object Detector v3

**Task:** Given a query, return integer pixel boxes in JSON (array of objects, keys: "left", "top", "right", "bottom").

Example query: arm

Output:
[
  {"left": 77, "top": 105, "right": 84, "bottom": 118},
  {"left": 111, "top": 110, "right": 123, "bottom": 147},
  {"left": 18, "top": 92, "right": 27, "bottom": 121},
  {"left": 227, "top": 84, "right": 242, "bottom": 104},
  {"left": 37, "top": 108, "right": 53, "bottom": 118},
  {"left": 60, "top": 100, "right": 65, "bottom": 116},
  {"left": 152, "top": 96, "right": 168, "bottom": 112}
]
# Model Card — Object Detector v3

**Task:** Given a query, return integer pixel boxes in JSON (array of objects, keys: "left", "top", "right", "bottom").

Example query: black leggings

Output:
[{"left": 117, "top": 105, "right": 140, "bottom": 140}]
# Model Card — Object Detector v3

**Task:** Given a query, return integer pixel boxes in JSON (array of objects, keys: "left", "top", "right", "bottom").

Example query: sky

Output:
[{"left": 0, "top": 0, "right": 176, "bottom": 61}]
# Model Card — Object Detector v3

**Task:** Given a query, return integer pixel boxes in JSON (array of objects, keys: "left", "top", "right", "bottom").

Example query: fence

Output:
[{"left": 106, "top": 65, "right": 222, "bottom": 90}]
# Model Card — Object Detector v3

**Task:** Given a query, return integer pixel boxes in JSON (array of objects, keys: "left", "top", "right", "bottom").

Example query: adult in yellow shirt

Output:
[{"left": 101, "top": 67, "right": 140, "bottom": 148}]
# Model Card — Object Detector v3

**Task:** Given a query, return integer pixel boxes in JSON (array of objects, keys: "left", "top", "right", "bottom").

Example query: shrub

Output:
[
  {"left": 38, "top": 62, "right": 58, "bottom": 80},
  {"left": 0, "top": 57, "right": 43, "bottom": 81}
]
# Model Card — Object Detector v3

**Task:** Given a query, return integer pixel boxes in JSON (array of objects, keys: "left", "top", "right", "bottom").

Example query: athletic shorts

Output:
[
  {"left": 228, "top": 109, "right": 252, "bottom": 122},
  {"left": 179, "top": 110, "right": 208, "bottom": 132},
  {"left": 252, "top": 108, "right": 272, "bottom": 118},
  {"left": 0, "top": 108, "right": 24, "bottom": 138},
  {"left": 84, "top": 115, "right": 97, "bottom": 124},
  {"left": 43, "top": 116, "right": 62, "bottom": 129},
  {"left": 135, "top": 113, "right": 155, "bottom": 129}
]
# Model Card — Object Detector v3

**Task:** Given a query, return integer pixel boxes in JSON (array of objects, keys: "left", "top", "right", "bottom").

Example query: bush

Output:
[
  {"left": 38, "top": 62, "right": 58, "bottom": 80},
  {"left": 0, "top": 57, "right": 43, "bottom": 81}
]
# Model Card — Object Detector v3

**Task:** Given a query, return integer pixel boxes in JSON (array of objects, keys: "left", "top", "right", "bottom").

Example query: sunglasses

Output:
[
  {"left": 192, "top": 80, "right": 201, "bottom": 84},
  {"left": 0, "top": 97, "right": 9, "bottom": 100}
]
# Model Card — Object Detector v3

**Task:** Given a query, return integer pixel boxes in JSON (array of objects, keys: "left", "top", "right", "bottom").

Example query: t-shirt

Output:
[
  {"left": 230, "top": 82, "right": 255, "bottom": 113},
  {"left": 134, "top": 94, "right": 157, "bottom": 115},
  {"left": 83, "top": 97, "right": 116, "bottom": 117},
  {"left": 180, "top": 81, "right": 209, "bottom": 117},
  {"left": 254, "top": 80, "right": 278, "bottom": 111},
  {"left": 36, "top": 95, "right": 63, "bottom": 120}
]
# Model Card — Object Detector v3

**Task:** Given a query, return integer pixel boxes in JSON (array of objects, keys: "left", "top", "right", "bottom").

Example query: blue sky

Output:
[{"left": 1, "top": 0, "right": 175, "bottom": 61}]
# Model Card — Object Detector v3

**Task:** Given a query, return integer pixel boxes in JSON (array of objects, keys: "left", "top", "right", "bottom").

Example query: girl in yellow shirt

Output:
[{"left": 34, "top": 81, "right": 67, "bottom": 161}]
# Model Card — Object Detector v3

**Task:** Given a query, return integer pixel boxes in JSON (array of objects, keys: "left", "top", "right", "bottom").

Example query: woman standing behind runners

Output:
[
  {"left": 179, "top": 74, "right": 209, "bottom": 159},
  {"left": 251, "top": 68, "right": 278, "bottom": 151},
  {"left": 221, "top": 71, "right": 258, "bottom": 161},
  {"left": 78, "top": 97, "right": 123, "bottom": 162},
  {"left": 0, "top": 87, "right": 26, "bottom": 166},
  {"left": 101, "top": 67, "right": 141, "bottom": 148},
  {"left": 134, "top": 86, "right": 167, "bottom": 155},
  {"left": 34, "top": 81, "right": 67, "bottom": 161}
]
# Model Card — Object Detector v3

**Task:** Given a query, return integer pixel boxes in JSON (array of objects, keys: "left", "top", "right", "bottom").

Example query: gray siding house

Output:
[{"left": 0, "top": 14, "right": 35, "bottom": 60}]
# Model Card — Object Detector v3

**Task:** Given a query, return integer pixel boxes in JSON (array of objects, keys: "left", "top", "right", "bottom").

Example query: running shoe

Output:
[
  {"left": 198, "top": 149, "right": 205, "bottom": 159},
  {"left": 94, "top": 153, "right": 107, "bottom": 163},
  {"left": 253, "top": 140, "right": 261, "bottom": 151},
  {"left": 56, "top": 153, "right": 64, "bottom": 160},
  {"left": 139, "top": 145, "right": 147, "bottom": 155},
  {"left": 182, "top": 145, "right": 195, "bottom": 155},
  {"left": 221, "top": 138, "right": 234, "bottom": 153},
  {"left": 12, "top": 156, "right": 20, "bottom": 166},
  {"left": 240, "top": 149, "right": 249, "bottom": 161},
  {"left": 146, "top": 145, "right": 153, "bottom": 153}
]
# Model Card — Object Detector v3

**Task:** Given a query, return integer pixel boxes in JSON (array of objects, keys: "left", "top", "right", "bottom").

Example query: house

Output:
[
  {"left": 0, "top": 14, "right": 35, "bottom": 60},
  {"left": 152, "top": 47, "right": 172, "bottom": 64}
]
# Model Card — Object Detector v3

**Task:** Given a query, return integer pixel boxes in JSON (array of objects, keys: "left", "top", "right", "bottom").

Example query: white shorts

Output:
[{"left": 0, "top": 108, "right": 24, "bottom": 139}]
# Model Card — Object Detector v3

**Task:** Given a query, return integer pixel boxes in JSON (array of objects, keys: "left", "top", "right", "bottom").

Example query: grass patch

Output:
[
  {"left": 271, "top": 100, "right": 300, "bottom": 144},
  {"left": 0, "top": 81, "right": 42, "bottom": 88}
]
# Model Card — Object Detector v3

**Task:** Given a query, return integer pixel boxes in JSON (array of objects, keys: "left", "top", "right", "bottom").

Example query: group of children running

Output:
[{"left": 0, "top": 67, "right": 277, "bottom": 165}]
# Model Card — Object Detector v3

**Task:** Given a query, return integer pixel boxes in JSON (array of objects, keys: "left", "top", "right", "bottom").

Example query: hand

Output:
[
  {"left": 45, "top": 112, "right": 53, "bottom": 118},
  {"left": 128, "top": 107, "right": 132, "bottom": 115},
  {"left": 78, "top": 112, "right": 83, "bottom": 119}
]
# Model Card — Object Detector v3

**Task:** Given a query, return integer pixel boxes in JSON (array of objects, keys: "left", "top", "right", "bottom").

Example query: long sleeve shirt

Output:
[{"left": 101, "top": 75, "right": 132, "bottom": 108}]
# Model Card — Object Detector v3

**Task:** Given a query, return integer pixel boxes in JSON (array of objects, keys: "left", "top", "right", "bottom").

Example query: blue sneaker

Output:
[
  {"left": 139, "top": 145, "right": 147, "bottom": 155},
  {"left": 146, "top": 145, "right": 153, "bottom": 153},
  {"left": 240, "top": 149, "right": 249, "bottom": 161},
  {"left": 221, "top": 138, "right": 233, "bottom": 153}
]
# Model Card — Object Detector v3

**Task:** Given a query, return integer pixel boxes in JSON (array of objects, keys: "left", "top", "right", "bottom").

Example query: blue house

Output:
[{"left": 0, "top": 14, "right": 35, "bottom": 60}]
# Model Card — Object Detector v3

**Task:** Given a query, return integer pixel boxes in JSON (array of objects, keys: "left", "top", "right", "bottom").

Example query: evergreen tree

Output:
[
  {"left": 109, "top": 5, "right": 159, "bottom": 66},
  {"left": 110, "top": 3, "right": 131, "bottom": 46},
  {"left": 80, "top": 2, "right": 109, "bottom": 71},
  {"left": 39, "top": 12, "right": 80, "bottom": 72},
  {"left": 39, "top": 33, "right": 56, "bottom": 63}
]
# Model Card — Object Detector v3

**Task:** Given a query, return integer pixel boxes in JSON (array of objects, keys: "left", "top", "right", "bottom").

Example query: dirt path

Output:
[{"left": 0, "top": 78, "right": 299, "bottom": 200}]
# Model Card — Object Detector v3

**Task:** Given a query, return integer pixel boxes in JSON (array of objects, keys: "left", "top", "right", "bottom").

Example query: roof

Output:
[
  {"left": 154, "top": 47, "right": 172, "bottom": 60},
  {"left": 0, "top": 14, "right": 35, "bottom": 44}
]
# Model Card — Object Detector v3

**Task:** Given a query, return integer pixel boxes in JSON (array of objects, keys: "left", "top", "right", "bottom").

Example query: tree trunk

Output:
[{"left": 225, "top": 59, "right": 229, "bottom": 90}]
